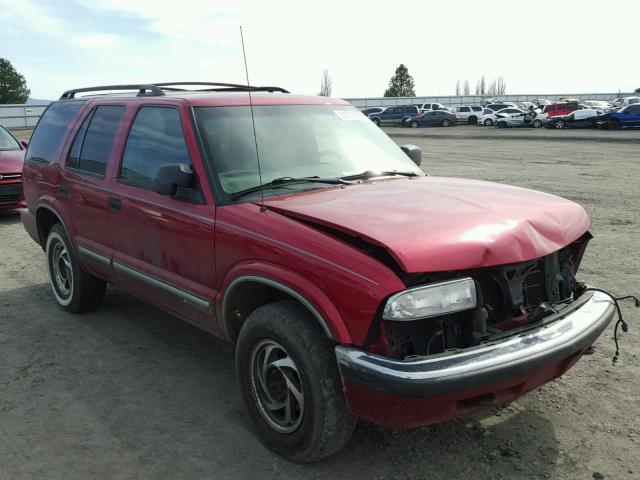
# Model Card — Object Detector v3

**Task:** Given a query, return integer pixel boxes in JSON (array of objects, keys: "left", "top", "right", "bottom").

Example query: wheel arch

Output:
[
  {"left": 221, "top": 271, "right": 352, "bottom": 345},
  {"left": 36, "top": 204, "right": 73, "bottom": 253}
]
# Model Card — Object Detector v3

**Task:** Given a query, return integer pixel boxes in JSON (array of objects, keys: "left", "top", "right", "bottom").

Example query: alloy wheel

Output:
[
  {"left": 51, "top": 241, "right": 73, "bottom": 299},
  {"left": 249, "top": 339, "right": 305, "bottom": 433}
]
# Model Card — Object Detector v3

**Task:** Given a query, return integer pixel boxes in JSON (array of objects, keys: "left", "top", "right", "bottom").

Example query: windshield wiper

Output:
[
  {"left": 230, "top": 176, "right": 347, "bottom": 200},
  {"left": 339, "top": 170, "right": 419, "bottom": 181}
]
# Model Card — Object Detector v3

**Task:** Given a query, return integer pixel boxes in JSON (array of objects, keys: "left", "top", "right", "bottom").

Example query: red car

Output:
[
  {"left": 0, "top": 124, "right": 27, "bottom": 211},
  {"left": 542, "top": 102, "right": 580, "bottom": 118},
  {"left": 21, "top": 83, "right": 615, "bottom": 462}
]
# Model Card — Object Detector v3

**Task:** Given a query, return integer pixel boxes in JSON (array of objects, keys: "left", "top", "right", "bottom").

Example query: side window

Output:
[
  {"left": 71, "top": 105, "right": 124, "bottom": 176},
  {"left": 120, "top": 106, "right": 191, "bottom": 191},
  {"left": 567, "top": 104, "right": 578, "bottom": 111},
  {"left": 67, "top": 111, "right": 92, "bottom": 169},
  {"left": 460, "top": 107, "right": 470, "bottom": 112},
  {"left": 385, "top": 108, "right": 395, "bottom": 114},
  {"left": 25, "top": 101, "right": 84, "bottom": 164}
]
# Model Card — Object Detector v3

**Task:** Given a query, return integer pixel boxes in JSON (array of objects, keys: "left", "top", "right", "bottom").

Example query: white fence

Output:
[
  {"left": 344, "top": 92, "right": 637, "bottom": 108},
  {"left": 0, "top": 104, "right": 49, "bottom": 129}
]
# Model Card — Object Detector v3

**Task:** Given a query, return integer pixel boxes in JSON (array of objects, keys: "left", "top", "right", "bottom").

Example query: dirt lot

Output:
[{"left": 1, "top": 128, "right": 639, "bottom": 479}]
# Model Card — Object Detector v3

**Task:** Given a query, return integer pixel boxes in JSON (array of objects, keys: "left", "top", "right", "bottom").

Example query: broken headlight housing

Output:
[{"left": 383, "top": 277, "right": 477, "bottom": 321}]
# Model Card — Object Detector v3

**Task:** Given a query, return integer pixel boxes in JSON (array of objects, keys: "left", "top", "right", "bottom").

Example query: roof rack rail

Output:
[
  {"left": 60, "top": 84, "right": 165, "bottom": 100},
  {"left": 153, "top": 82, "right": 289, "bottom": 93}
]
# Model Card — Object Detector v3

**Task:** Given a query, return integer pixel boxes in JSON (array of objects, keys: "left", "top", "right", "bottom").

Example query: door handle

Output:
[{"left": 109, "top": 197, "right": 122, "bottom": 212}]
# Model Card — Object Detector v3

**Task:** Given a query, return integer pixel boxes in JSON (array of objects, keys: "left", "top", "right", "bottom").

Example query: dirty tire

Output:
[
  {"left": 468, "top": 116, "right": 478, "bottom": 125},
  {"left": 532, "top": 119, "right": 542, "bottom": 128},
  {"left": 441, "top": 119, "right": 451, "bottom": 127},
  {"left": 484, "top": 118, "right": 494, "bottom": 126},
  {"left": 45, "top": 223, "right": 106, "bottom": 312},
  {"left": 236, "top": 300, "right": 356, "bottom": 462},
  {"left": 410, "top": 120, "right": 419, "bottom": 128}
]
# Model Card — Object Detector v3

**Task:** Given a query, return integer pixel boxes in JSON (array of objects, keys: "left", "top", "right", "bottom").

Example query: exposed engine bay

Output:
[{"left": 383, "top": 233, "right": 592, "bottom": 359}]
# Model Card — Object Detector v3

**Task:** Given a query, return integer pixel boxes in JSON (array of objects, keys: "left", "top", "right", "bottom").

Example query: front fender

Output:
[{"left": 217, "top": 261, "right": 353, "bottom": 344}]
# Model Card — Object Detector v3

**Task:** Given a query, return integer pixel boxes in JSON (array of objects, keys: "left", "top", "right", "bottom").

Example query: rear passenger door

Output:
[
  {"left": 108, "top": 104, "right": 217, "bottom": 328},
  {"left": 59, "top": 104, "right": 125, "bottom": 282}
]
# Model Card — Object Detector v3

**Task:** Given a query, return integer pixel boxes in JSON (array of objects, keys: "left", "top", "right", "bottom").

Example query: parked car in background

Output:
[
  {"left": 369, "top": 105, "right": 419, "bottom": 127},
  {"left": 610, "top": 98, "right": 624, "bottom": 108},
  {"left": 485, "top": 103, "right": 517, "bottom": 112},
  {"left": 450, "top": 105, "right": 484, "bottom": 124},
  {"left": 532, "top": 99, "right": 552, "bottom": 108},
  {"left": 495, "top": 109, "right": 534, "bottom": 128},
  {"left": 407, "top": 110, "right": 457, "bottom": 128},
  {"left": 546, "top": 109, "right": 600, "bottom": 129},
  {"left": 621, "top": 96, "right": 640, "bottom": 107},
  {"left": 480, "top": 108, "right": 527, "bottom": 127},
  {"left": 414, "top": 103, "right": 446, "bottom": 113},
  {"left": 596, "top": 103, "right": 640, "bottom": 129},
  {"left": 0, "top": 124, "right": 27, "bottom": 212},
  {"left": 21, "top": 82, "right": 616, "bottom": 462},
  {"left": 542, "top": 102, "right": 580, "bottom": 118},
  {"left": 584, "top": 100, "right": 611, "bottom": 110},
  {"left": 360, "top": 107, "right": 385, "bottom": 116}
]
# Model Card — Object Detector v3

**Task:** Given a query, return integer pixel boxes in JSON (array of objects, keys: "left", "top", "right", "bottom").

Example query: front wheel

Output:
[
  {"left": 555, "top": 119, "right": 566, "bottom": 129},
  {"left": 532, "top": 119, "right": 542, "bottom": 128},
  {"left": 608, "top": 119, "right": 621, "bottom": 130},
  {"left": 236, "top": 300, "right": 356, "bottom": 462},
  {"left": 441, "top": 119, "right": 451, "bottom": 127},
  {"left": 484, "top": 118, "right": 494, "bottom": 126},
  {"left": 410, "top": 120, "right": 419, "bottom": 128},
  {"left": 46, "top": 224, "right": 106, "bottom": 312},
  {"left": 371, "top": 117, "right": 380, "bottom": 126},
  {"left": 496, "top": 121, "right": 507, "bottom": 128},
  {"left": 468, "top": 116, "right": 478, "bottom": 125}
]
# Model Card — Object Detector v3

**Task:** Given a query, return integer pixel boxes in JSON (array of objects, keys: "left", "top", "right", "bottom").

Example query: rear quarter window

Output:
[{"left": 25, "top": 101, "right": 84, "bottom": 164}]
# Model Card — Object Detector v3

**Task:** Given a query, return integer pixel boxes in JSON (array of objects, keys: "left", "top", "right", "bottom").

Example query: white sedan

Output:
[{"left": 478, "top": 107, "right": 525, "bottom": 126}]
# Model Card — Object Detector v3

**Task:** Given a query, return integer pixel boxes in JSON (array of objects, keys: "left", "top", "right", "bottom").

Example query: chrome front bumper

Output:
[{"left": 336, "top": 291, "right": 615, "bottom": 397}]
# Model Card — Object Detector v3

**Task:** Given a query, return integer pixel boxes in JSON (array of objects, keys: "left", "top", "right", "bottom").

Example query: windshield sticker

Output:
[{"left": 334, "top": 110, "right": 366, "bottom": 121}]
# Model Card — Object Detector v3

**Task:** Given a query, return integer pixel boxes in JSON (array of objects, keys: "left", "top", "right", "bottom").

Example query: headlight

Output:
[{"left": 383, "top": 277, "right": 477, "bottom": 321}]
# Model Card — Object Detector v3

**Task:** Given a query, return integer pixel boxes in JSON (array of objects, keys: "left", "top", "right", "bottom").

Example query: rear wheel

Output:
[
  {"left": 441, "top": 119, "right": 451, "bottom": 127},
  {"left": 608, "top": 119, "right": 621, "bottom": 130},
  {"left": 484, "top": 118, "right": 494, "bottom": 126},
  {"left": 555, "top": 119, "right": 566, "bottom": 129},
  {"left": 45, "top": 224, "right": 106, "bottom": 312},
  {"left": 236, "top": 300, "right": 356, "bottom": 462},
  {"left": 468, "top": 116, "right": 478, "bottom": 125}
]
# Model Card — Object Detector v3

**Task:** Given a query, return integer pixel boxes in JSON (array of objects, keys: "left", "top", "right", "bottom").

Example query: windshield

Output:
[
  {"left": 0, "top": 126, "right": 21, "bottom": 151},
  {"left": 193, "top": 105, "right": 423, "bottom": 195}
]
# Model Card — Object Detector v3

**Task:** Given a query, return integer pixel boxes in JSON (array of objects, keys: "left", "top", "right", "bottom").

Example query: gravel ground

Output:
[{"left": 1, "top": 128, "right": 638, "bottom": 479}]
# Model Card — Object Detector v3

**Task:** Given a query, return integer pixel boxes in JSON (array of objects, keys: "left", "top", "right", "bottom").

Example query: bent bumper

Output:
[{"left": 336, "top": 291, "right": 615, "bottom": 425}]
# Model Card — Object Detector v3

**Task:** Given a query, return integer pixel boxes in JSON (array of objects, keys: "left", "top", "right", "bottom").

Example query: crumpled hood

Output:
[
  {"left": 0, "top": 149, "right": 25, "bottom": 174},
  {"left": 262, "top": 176, "right": 591, "bottom": 273}
]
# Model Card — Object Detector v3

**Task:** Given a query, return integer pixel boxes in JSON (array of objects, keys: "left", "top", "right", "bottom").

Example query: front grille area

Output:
[
  {"left": 0, "top": 183, "right": 22, "bottom": 204},
  {"left": 523, "top": 268, "right": 547, "bottom": 310}
]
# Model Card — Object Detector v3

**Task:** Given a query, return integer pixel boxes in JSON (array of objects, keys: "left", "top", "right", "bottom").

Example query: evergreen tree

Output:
[{"left": 384, "top": 64, "right": 415, "bottom": 97}]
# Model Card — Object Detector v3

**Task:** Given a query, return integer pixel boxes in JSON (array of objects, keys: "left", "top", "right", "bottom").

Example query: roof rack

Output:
[
  {"left": 153, "top": 82, "right": 289, "bottom": 93},
  {"left": 59, "top": 82, "right": 289, "bottom": 100},
  {"left": 60, "top": 84, "right": 165, "bottom": 100}
]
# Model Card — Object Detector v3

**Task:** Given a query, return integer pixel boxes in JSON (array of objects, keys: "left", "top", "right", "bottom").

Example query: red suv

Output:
[
  {"left": 0, "top": 124, "right": 27, "bottom": 211},
  {"left": 542, "top": 102, "right": 580, "bottom": 118},
  {"left": 21, "top": 82, "right": 615, "bottom": 462}
]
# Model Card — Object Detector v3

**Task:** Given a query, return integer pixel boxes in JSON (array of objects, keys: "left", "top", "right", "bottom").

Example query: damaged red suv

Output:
[{"left": 21, "top": 83, "right": 615, "bottom": 462}]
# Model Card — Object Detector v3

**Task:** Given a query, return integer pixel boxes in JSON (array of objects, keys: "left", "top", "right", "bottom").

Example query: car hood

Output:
[
  {"left": 262, "top": 176, "right": 591, "bottom": 273},
  {"left": 0, "top": 149, "right": 25, "bottom": 173}
]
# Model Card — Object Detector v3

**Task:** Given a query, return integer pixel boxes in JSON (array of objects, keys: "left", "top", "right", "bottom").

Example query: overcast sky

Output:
[{"left": 2, "top": 0, "right": 638, "bottom": 100}]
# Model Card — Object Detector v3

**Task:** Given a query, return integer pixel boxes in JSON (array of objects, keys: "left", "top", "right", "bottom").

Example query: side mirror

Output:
[
  {"left": 21, "top": 140, "right": 29, "bottom": 149},
  {"left": 401, "top": 144, "right": 422, "bottom": 167},
  {"left": 155, "top": 163, "right": 195, "bottom": 196}
]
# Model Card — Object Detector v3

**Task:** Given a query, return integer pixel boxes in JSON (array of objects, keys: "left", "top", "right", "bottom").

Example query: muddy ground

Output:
[{"left": 1, "top": 127, "right": 638, "bottom": 479}]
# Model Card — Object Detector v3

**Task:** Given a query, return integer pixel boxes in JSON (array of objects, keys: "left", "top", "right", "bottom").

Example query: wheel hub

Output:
[{"left": 249, "top": 339, "right": 305, "bottom": 433}]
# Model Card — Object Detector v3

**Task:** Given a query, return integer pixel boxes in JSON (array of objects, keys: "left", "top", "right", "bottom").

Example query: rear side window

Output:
[
  {"left": 120, "top": 107, "right": 191, "bottom": 190},
  {"left": 68, "top": 105, "right": 124, "bottom": 176},
  {"left": 25, "top": 101, "right": 84, "bottom": 164}
]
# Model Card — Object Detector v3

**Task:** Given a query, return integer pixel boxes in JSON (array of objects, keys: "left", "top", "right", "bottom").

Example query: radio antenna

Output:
[{"left": 240, "top": 26, "right": 266, "bottom": 212}]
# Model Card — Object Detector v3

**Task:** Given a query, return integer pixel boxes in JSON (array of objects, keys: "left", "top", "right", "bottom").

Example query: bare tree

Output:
[
  {"left": 455, "top": 80, "right": 461, "bottom": 96},
  {"left": 318, "top": 69, "right": 332, "bottom": 97},
  {"left": 486, "top": 76, "right": 506, "bottom": 96},
  {"left": 463, "top": 78, "right": 470, "bottom": 95}
]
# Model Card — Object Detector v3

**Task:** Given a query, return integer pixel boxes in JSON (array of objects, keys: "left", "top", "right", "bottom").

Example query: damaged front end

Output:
[{"left": 370, "top": 233, "right": 593, "bottom": 359}]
